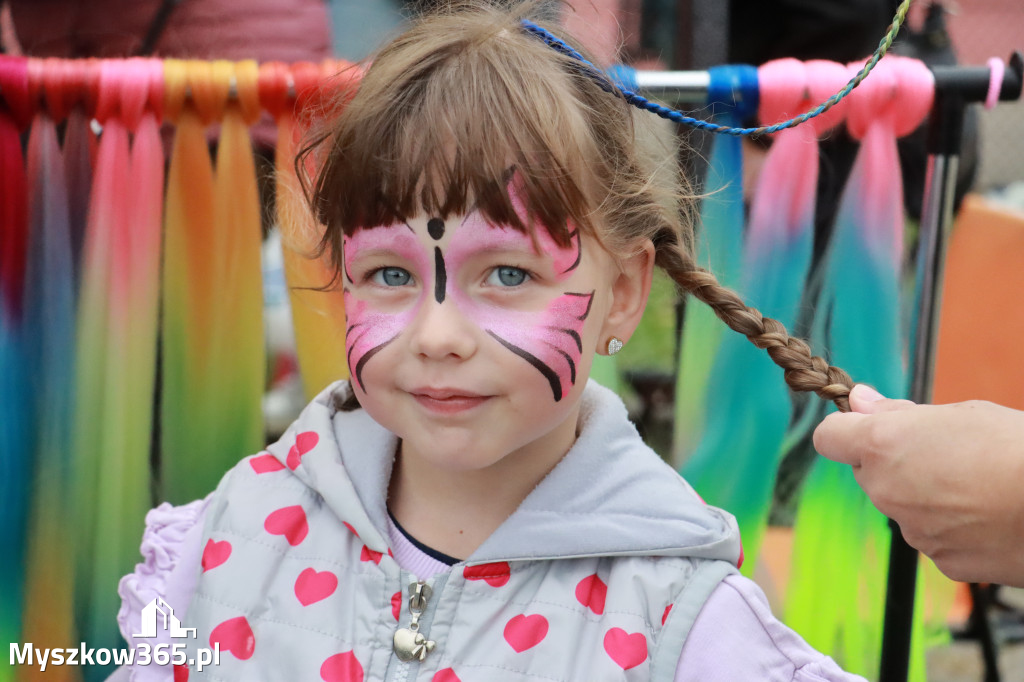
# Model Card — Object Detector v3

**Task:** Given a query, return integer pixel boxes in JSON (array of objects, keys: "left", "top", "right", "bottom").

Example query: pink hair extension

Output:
[
  {"left": 0, "top": 57, "right": 31, "bottom": 320},
  {"left": 845, "top": 56, "right": 934, "bottom": 261},
  {"left": 61, "top": 61, "right": 101, "bottom": 279}
]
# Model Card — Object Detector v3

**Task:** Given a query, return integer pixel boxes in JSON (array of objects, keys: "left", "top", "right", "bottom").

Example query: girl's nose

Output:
[{"left": 407, "top": 297, "right": 478, "bottom": 361}]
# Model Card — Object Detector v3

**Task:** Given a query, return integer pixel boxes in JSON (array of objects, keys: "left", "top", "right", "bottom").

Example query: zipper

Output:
[
  {"left": 389, "top": 572, "right": 448, "bottom": 682},
  {"left": 393, "top": 580, "right": 436, "bottom": 663}
]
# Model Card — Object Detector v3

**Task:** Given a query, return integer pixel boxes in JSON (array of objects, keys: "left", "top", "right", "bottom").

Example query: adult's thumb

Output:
[{"left": 848, "top": 384, "right": 917, "bottom": 414}]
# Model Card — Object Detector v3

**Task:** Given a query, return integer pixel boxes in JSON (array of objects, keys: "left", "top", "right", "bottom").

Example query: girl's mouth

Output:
[{"left": 409, "top": 388, "right": 492, "bottom": 414}]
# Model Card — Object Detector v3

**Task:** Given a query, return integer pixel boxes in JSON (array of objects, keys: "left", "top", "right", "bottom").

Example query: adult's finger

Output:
[
  {"left": 812, "top": 411, "right": 871, "bottom": 466},
  {"left": 848, "top": 384, "right": 917, "bottom": 415}
]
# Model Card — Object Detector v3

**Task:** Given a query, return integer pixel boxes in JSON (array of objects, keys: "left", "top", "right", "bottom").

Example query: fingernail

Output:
[{"left": 853, "top": 384, "right": 885, "bottom": 402}]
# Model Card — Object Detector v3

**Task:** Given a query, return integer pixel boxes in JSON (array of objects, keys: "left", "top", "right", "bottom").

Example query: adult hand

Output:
[{"left": 813, "top": 384, "right": 1024, "bottom": 587}]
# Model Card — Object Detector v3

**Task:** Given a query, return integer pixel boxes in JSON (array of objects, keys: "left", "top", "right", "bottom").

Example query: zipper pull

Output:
[{"left": 393, "top": 581, "right": 436, "bottom": 662}]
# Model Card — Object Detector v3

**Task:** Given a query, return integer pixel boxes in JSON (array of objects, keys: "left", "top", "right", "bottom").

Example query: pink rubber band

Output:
[{"left": 985, "top": 57, "right": 1004, "bottom": 110}]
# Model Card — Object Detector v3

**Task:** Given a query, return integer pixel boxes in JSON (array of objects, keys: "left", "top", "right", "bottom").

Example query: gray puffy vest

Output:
[{"left": 184, "top": 381, "right": 741, "bottom": 681}]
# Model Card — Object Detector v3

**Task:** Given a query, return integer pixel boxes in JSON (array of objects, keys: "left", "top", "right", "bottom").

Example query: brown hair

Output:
[{"left": 303, "top": 1, "right": 853, "bottom": 412}]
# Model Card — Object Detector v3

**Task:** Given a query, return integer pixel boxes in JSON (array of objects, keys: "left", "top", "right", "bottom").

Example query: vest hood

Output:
[{"left": 273, "top": 380, "right": 741, "bottom": 567}]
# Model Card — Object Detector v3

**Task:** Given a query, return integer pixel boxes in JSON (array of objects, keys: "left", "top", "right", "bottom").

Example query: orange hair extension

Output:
[
  {"left": 261, "top": 60, "right": 353, "bottom": 400},
  {"left": 210, "top": 58, "right": 265, "bottom": 461},
  {"left": 160, "top": 59, "right": 222, "bottom": 504}
]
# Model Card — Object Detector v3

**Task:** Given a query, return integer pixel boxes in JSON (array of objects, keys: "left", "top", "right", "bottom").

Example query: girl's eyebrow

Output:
[{"left": 347, "top": 246, "right": 415, "bottom": 260}]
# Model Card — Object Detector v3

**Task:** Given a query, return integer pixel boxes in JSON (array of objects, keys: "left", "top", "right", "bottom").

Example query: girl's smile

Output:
[{"left": 408, "top": 386, "right": 494, "bottom": 416}]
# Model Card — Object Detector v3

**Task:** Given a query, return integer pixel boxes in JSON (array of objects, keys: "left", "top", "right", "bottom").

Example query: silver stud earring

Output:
[{"left": 606, "top": 337, "right": 623, "bottom": 356}]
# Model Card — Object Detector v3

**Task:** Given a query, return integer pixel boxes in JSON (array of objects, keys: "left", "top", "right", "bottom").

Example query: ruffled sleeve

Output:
[{"left": 114, "top": 498, "right": 209, "bottom": 682}]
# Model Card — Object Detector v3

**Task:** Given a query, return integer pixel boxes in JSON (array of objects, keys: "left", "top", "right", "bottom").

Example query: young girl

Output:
[{"left": 113, "top": 4, "right": 862, "bottom": 681}]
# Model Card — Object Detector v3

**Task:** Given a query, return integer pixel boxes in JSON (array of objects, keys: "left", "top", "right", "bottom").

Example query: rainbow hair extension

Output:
[
  {"left": 19, "top": 59, "right": 81, "bottom": 680},
  {"left": 67, "top": 61, "right": 163, "bottom": 678},
  {"left": 159, "top": 59, "right": 262, "bottom": 504},
  {"left": 673, "top": 67, "right": 755, "bottom": 466},
  {"left": 209, "top": 60, "right": 266, "bottom": 474},
  {"left": 0, "top": 56, "right": 32, "bottom": 677},
  {"left": 786, "top": 57, "right": 934, "bottom": 679},
  {"left": 159, "top": 59, "right": 220, "bottom": 504},
  {"left": 682, "top": 60, "right": 851, "bottom": 571},
  {"left": 262, "top": 61, "right": 352, "bottom": 400}
]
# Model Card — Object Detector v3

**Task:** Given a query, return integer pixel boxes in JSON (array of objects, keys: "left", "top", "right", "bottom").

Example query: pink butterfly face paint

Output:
[
  {"left": 343, "top": 208, "right": 593, "bottom": 403},
  {"left": 342, "top": 223, "right": 428, "bottom": 392},
  {"left": 444, "top": 212, "right": 591, "bottom": 401}
]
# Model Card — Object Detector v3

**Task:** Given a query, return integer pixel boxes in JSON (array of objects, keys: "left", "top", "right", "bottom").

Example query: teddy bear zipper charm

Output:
[{"left": 394, "top": 581, "right": 436, "bottom": 662}]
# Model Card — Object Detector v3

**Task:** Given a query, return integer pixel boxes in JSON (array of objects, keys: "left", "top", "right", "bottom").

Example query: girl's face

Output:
[{"left": 341, "top": 208, "right": 625, "bottom": 474}]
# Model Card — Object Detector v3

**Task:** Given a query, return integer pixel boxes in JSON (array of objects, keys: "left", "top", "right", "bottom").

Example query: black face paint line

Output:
[
  {"left": 353, "top": 336, "right": 397, "bottom": 393},
  {"left": 434, "top": 247, "right": 447, "bottom": 304},
  {"left": 342, "top": 238, "right": 354, "bottom": 284},
  {"left": 487, "top": 331, "right": 563, "bottom": 402},
  {"left": 427, "top": 217, "right": 445, "bottom": 240},
  {"left": 560, "top": 229, "right": 582, "bottom": 276}
]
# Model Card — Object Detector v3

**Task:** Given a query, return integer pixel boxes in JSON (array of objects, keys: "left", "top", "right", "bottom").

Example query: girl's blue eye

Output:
[
  {"left": 371, "top": 267, "right": 412, "bottom": 287},
  {"left": 487, "top": 266, "right": 530, "bottom": 287}
]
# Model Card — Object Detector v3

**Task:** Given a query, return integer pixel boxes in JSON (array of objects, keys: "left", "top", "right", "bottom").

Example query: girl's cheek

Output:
[
  {"left": 452, "top": 286, "right": 595, "bottom": 403},
  {"left": 343, "top": 289, "right": 420, "bottom": 393}
]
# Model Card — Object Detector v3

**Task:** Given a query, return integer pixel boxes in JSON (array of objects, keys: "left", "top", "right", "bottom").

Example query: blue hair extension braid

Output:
[{"left": 521, "top": 0, "right": 912, "bottom": 137}]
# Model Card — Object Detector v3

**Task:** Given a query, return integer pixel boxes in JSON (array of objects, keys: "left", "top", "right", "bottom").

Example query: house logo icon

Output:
[{"left": 132, "top": 598, "right": 197, "bottom": 639}]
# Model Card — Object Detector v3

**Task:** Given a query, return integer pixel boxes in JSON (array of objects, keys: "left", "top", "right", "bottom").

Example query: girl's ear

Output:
[{"left": 598, "top": 239, "right": 655, "bottom": 354}]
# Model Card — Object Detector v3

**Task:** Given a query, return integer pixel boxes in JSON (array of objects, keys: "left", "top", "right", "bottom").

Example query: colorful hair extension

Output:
[
  {"left": 18, "top": 59, "right": 81, "bottom": 681},
  {"left": 61, "top": 62, "right": 99, "bottom": 292},
  {"left": 161, "top": 59, "right": 267, "bottom": 503},
  {"left": 208, "top": 59, "right": 265, "bottom": 473},
  {"left": 263, "top": 60, "right": 352, "bottom": 401},
  {"left": 682, "top": 60, "right": 850, "bottom": 571},
  {"left": 69, "top": 61, "right": 162, "bottom": 678},
  {"left": 0, "top": 56, "right": 32, "bottom": 680},
  {"left": 160, "top": 60, "right": 225, "bottom": 503},
  {"left": 786, "top": 57, "right": 934, "bottom": 679},
  {"left": 672, "top": 70, "right": 752, "bottom": 467}
]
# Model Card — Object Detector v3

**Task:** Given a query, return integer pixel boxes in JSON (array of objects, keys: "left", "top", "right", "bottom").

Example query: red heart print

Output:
[
  {"left": 360, "top": 545, "right": 383, "bottom": 565},
  {"left": 662, "top": 604, "right": 672, "bottom": 626},
  {"left": 391, "top": 591, "right": 402, "bottom": 621},
  {"left": 264, "top": 505, "right": 309, "bottom": 546},
  {"left": 287, "top": 431, "right": 320, "bottom": 470},
  {"left": 574, "top": 574, "right": 607, "bottom": 615},
  {"left": 432, "top": 669, "right": 461, "bottom": 682},
  {"left": 209, "top": 616, "right": 255, "bottom": 660},
  {"left": 173, "top": 664, "right": 189, "bottom": 682},
  {"left": 295, "top": 568, "right": 338, "bottom": 606},
  {"left": 250, "top": 453, "right": 285, "bottom": 474},
  {"left": 463, "top": 561, "right": 511, "bottom": 587},
  {"left": 320, "top": 651, "right": 363, "bottom": 682},
  {"left": 503, "top": 614, "right": 548, "bottom": 653},
  {"left": 343, "top": 522, "right": 360, "bottom": 537},
  {"left": 603, "top": 628, "right": 647, "bottom": 670},
  {"left": 201, "top": 539, "right": 232, "bottom": 572}
]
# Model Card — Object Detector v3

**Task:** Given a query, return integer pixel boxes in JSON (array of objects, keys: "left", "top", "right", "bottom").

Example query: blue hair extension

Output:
[{"left": 521, "top": 0, "right": 911, "bottom": 137}]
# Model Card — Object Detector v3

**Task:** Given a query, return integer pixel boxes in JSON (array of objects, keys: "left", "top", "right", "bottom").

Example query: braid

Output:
[{"left": 655, "top": 231, "right": 854, "bottom": 413}]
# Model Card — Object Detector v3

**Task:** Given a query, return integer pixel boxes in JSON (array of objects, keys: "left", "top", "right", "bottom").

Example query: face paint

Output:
[
  {"left": 445, "top": 212, "right": 594, "bottom": 401},
  {"left": 345, "top": 204, "right": 590, "bottom": 402},
  {"left": 505, "top": 185, "right": 582, "bottom": 279},
  {"left": 342, "top": 224, "right": 427, "bottom": 392}
]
